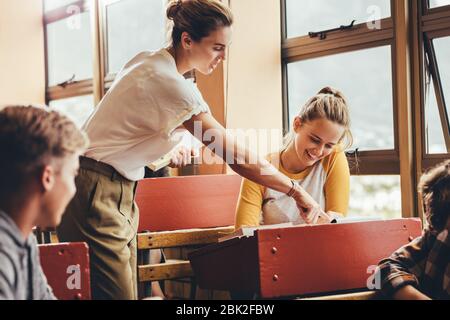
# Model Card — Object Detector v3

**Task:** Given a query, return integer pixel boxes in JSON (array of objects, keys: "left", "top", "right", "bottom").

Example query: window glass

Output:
[
  {"left": 434, "top": 37, "right": 450, "bottom": 132},
  {"left": 105, "top": 0, "right": 167, "bottom": 74},
  {"left": 49, "top": 95, "right": 94, "bottom": 128},
  {"left": 285, "top": 0, "right": 391, "bottom": 38},
  {"left": 429, "top": 0, "right": 450, "bottom": 9},
  {"left": 424, "top": 37, "right": 450, "bottom": 154},
  {"left": 425, "top": 80, "right": 447, "bottom": 154},
  {"left": 287, "top": 46, "right": 394, "bottom": 151},
  {"left": 349, "top": 175, "right": 402, "bottom": 219},
  {"left": 46, "top": 11, "right": 93, "bottom": 86}
]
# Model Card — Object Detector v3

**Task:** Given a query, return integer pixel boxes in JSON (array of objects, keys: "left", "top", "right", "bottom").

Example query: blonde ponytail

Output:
[{"left": 282, "top": 87, "right": 353, "bottom": 151}]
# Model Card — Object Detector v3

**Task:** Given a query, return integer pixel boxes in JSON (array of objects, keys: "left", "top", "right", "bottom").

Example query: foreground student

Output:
[
  {"left": 0, "top": 106, "right": 88, "bottom": 300},
  {"left": 377, "top": 160, "right": 450, "bottom": 300},
  {"left": 235, "top": 87, "right": 352, "bottom": 229}
]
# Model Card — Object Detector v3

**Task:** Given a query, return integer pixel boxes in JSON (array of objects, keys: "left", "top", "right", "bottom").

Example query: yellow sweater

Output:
[{"left": 235, "top": 150, "right": 350, "bottom": 229}]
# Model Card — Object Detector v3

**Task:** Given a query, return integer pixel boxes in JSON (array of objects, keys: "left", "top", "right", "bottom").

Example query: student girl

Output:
[
  {"left": 235, "top": 87, "right": 352, "bottom": 229},
  {"left": 57, "top": 0, "right": 325, "bottom": 300}
]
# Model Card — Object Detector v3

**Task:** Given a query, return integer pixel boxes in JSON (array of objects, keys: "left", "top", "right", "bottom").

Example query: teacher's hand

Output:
[
  {"left": 168, "top": 146, "right": 197, "bottom": 168},
  {"left": 291, "top": 183, "right": 325, "bottom": 224}
]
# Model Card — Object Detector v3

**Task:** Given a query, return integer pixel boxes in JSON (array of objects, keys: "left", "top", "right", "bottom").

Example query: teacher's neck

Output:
[{"left": 167, "top": 46, "right": 193, "bottom": 76}]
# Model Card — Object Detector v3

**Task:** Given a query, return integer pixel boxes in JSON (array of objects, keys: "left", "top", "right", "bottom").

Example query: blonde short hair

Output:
[
  {"left": 0, "top": 105, "right": 89, "bottom": 195},
  {"left": 283, "top": 87, "right": 353, "bottom": 151}
]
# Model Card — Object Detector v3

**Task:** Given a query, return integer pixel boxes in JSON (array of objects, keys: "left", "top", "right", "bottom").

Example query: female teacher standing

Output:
[{"left": 57, "top": 0, "right": 325, "bottom": 300}]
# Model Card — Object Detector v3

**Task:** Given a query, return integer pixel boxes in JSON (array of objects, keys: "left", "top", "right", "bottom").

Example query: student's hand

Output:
[
  {"left": 168, "top": 146, "right": 197, "bottom": 168},
  {"left": 316, "top": 212, "right": 335, "bottom": 225},
  {"left": 291, "top": 185, "right": 324, "bottom": 224},
  {"left": 315, "top": 211, "right": 344, "bottom": 224}
]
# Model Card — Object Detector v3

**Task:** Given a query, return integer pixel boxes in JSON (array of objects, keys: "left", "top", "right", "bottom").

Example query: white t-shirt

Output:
[{"left": 82, "top": 49, "right": 210, "bottom": 181}]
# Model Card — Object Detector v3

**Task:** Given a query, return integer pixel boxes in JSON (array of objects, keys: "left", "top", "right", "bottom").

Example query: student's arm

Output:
[
  {"left": 235, "top": 178, "right": 264, "bottom": 229},
  {"left": 392, "top": 285, "right": 431, "bottom": 300},
  {"left": 323, "top": 150, "right": 350, "bottom": 215},
  {"left": 0, "top": 252, "right": 14, "bottom": 300},
  {"left": 0, "top": 274, "right": 13, "bottom": 300},
  {"left": 377, "top": 232, "right": 432, "bottom": 300},
  {"left": 183, "top": 112, "right": 323, "bottom": 223}
]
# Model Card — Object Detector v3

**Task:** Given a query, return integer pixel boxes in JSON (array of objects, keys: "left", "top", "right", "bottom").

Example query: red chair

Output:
[
  {"left": 136, "top": 174, "right": 242, "bottom": 232},
  {"left": 39, "top": 242, "right": 91, "bottom": 300},
  {"left": 135, "top": 174, "right": 242, "bottom": 299}
]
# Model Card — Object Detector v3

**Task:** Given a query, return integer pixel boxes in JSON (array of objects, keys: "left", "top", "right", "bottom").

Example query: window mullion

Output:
[
  {"left": 91, "top": 0, "right": 103, "bottom": 105},
  {"left": 47, "top": 80, "right": 94, "bottom": 101},
  {"left": 424, "top": 35, "right": 450, "bottom": 152},
  {"left": 282, "top": 18, "right": 394, "bottom": 62}
]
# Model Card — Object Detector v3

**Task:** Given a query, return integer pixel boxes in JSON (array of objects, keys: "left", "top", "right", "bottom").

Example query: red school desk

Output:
[{"left": 189, "top": 218, "right": 422, "bottom": 299}]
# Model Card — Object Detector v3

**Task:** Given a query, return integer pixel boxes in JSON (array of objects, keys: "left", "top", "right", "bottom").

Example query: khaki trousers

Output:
[{"left": 57, "top": 157, "right": 139, "bottom": 300}]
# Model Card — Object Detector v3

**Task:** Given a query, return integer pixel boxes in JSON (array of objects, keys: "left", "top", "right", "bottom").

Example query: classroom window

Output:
[
  {"left": 349, "top": 175, "right": 402, "bottom": 219},
  {"left": 44, "top": 0, "right": 94, "bottom": 129},
  {"left": 284, "top": 0, "right": 391, "bottom": 39},
  {"left": 104, "top": 0, "right": 167, "bottom": 74},
  {"left": 420, "top": 6, "right": 450, "bottom": 163},
  {"left": 282, "top": 0, "right": 421, "bottom": 215},
  {"left": 49, "top": 95, "right": 95, "bottom": 128},
  {"left": 429, "top": 0, "right": 450, "bottom": 9},
  {"left": 46, "top": 11, "right": 93, "bottom": 86},
  {"left": 286, "top": 45, "right": 394, "bottom": 152},
  {"left": 44, "top": 0, "right": 168, "bottom": 122},
  {"left": 282, "top": 0, "right": 397, "bottom": 178}
]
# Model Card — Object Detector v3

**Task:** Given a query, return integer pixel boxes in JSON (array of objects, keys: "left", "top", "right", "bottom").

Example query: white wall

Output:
[
  {"left": 226, "top": 0, "right": 284, "bottom": 156},
  {"left": 0, "top": 0, "right": 45, "bottom": 106}
]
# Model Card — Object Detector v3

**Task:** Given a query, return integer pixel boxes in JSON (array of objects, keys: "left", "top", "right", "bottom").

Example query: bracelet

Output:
[{"left": 286, "top": 179, "right": 296, "bottom": 197}]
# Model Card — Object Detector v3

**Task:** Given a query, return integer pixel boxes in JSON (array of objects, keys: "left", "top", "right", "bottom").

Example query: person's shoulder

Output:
[
  {"left": 126, "top": 49, "right": 162, "bottom": 64},
  {"left": 422, "top": 227, "right": 448, "bottom": 247},
  {"left": 0, "top": 227, "right": 18, "bottom": 254},
  {"left": 119, "top": 49, "right": 173, "bottom": 75},
  {"left": 0, "top": 245, "right": 17, "bottom": 285},
  {"left": 322, "top": 146, "right": 347, "bottom": 171},
  {"left": 140, "top": 49, "right": 179, "bottom": 70},
  {"left": 266, "top": 152, "right": 281, "bottom": 166},
  {"left": 326, "top": 145, "right": 345, "bottom": 160}
]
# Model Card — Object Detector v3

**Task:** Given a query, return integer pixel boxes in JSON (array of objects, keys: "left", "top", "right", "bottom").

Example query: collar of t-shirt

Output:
[{"left": 0, "top": 209, "right": 34, "bottom": 248}]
